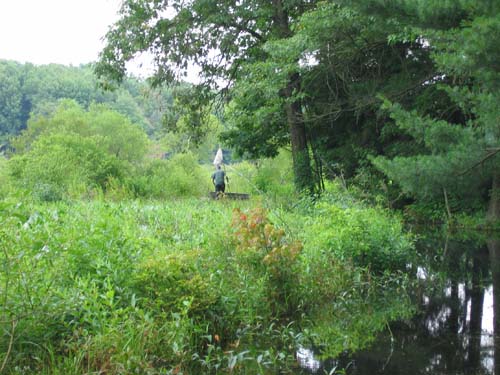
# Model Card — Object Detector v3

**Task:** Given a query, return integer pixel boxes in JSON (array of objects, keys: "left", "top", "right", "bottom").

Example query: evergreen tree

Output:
[
  {"left": 359, "top": 1, "right": 500, "bottom": 219},
  {"left": 221, "top": 2, "right": 437, "bottom": 183}
]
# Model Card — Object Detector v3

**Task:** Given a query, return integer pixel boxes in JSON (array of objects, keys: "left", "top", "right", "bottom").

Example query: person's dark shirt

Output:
[{"left": 212, "top": 170, "right": 225, "bottom": 185}]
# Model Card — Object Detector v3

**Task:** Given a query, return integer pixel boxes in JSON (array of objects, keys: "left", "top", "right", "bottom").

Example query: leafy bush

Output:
[
  {"left": 13, "top": 100, "right": 149, "bottom": 163},
  {"left": 133, "top": 152, "right": 211, "bottom": 198},
  {"left": 222, "top": 161, "right": 256, "bottom": 195},
  {"left": 7, "top": 101, "right": 148, "bottom": 201},
  {"left": 230, "top": 207, "right": 302, "bottom": 316},
  {"left": 0, "top": 156, "right": 13, "bottom": 198},
  {"left": 253, "top": 151, "right": 295, "bottom": 198},
  {"left": 133, "top": 249, "right": 219, "bottom": 316},
  {"left": 9, "top": 133, "right": 128, "bottom": 201},
  {"left": 278, "top": 190, "right": 415, "bottom": 355},
  {"left": 302, "top": 200, "right": 414, "bottom": 272}
]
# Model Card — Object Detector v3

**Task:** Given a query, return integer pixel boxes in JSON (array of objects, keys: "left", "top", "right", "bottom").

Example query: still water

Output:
[{"left": 297, "top": 233, "right": 500, "bottom": 375}]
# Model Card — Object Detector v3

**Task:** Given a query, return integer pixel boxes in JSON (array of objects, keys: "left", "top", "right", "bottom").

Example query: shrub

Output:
[
  {"left": 253, "top": 151, "right": 295, "bottom": 199},
  {"left": 13, "top": 100, "right": 149, "bottom": 165},
  {"left": 283, "top": 192, "right": 415, "bottom": 356},
  {"left": 133, "top": 249, "right": 219, "bottom": 317},
  {"left": 8, "top": 101, "right": 148, "bottom": 200},
  {"left": 221, "top": 161, "right": 257, "bottom": 195},
  {"left": 0, "top": 157, "right": 10, "bottom": 198},
  {"left": 231, "top": 207, "right": 302, "bottom": 316},
  {"left": 0, "top": 195, "right": 414, "bottom": 373},
  {"left": 133, "top": 152, "right": 211, "bottom": 199},
  {"left": 8, "top": 133, "right": 128, "bottom": 201},
  {"left": 303, "top": 201, "right": 413, "bottom": 272}
]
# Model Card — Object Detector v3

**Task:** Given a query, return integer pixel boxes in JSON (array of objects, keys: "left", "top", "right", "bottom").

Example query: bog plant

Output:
[
  {"left": 253, "top": 151, "right": 295, "bottom": 200},
  {"left": 231, "top": 207, "right": 302, "bottom": 316},
  {"left": 0, "top": 156, "right": 12, "bottom": 198},
  {"left": 300, "top": 196, "right": 414, "bottom": 273},
  {"left": 133, "top": 248, "right": 219, "bottom": 316}
]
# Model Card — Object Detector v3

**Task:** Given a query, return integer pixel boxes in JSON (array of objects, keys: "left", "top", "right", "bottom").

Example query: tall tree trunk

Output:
[
  {"left": 489, "top": 172, "right": 500, "bottom": 222},
  {"left": 273, "top": 0, "right": 314, "bottom": 193},
  {"left": 284, "top": 73, "right": 314, "bottom": 192},
  {"left": 448, "top": 280, "right": 460, "bottom": 333}
]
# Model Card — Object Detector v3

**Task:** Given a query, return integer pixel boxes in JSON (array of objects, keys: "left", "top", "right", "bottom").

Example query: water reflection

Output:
[
  {"left": 296, "top": 348, "right": 322, "bottom": 372},
  {"left": 298, "top": 233, "right": 500, "bottom": 375}
]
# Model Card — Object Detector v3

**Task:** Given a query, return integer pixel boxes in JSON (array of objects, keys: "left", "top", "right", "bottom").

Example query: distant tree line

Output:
[{"left": 0, "top": 60, "right": 175, "bottom": 143}]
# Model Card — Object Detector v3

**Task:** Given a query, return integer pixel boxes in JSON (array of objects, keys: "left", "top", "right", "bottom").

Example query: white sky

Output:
[
  {"left": 0, "top": 0, "right": 121, "bottom": 66},
  {"left": 0, "top": 0, "right": 202, "bottom": 82}
]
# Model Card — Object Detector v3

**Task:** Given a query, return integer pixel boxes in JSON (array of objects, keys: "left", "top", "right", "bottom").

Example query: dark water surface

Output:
[{"left": 296, "top": 232, "right": 500, "bottom": 375}]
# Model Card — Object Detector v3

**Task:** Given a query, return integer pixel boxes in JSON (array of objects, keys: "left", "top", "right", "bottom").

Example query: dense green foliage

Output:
[
  {"left": 221, "top": 2, "right": 434, "bottom": 175},
  {"left": 97, "top": 0, "right": 319, "bottom": 191},
  {"left": 0, "top": 98, "right": 415, "bottom": 372},
  {"left": 2, "top": 101, "right": 233, "bottom": 202},
  {"left": 364, "top": 0, "right": 500, "bottom": 220},
  {"left": 0, "top": 189, "right": 414, "bottom": 374},
  {"left": 6, "top": 101, "right": 147, "bottom": 200},
  {"left": 1, "top": 0, "right": 498, "bottom": 373}
]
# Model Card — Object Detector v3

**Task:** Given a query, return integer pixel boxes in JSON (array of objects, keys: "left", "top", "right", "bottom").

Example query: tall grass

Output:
[
  {"left": 0, "top": 187, "right": 415, "bottom": 374},
  {"left": 0, "top": 157, "right": 12, "bottom": 199}
]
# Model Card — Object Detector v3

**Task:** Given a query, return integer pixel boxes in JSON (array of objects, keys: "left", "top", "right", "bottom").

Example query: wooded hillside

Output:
[{"left": 0, "top": 60, "right": 173, "bottom": 141}]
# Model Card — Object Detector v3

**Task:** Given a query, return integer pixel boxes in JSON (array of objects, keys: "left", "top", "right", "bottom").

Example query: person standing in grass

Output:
[{"left": 211, "top": 164, "right": 227, "bottom": 196}]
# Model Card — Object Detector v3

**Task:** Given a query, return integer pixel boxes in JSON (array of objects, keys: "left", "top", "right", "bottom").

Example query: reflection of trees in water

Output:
[
  {"left": 381, "top": 235, "right": 494, "bottom": 375},
  {"left": 298, "top": 234, "right": 500, "bottom": 375},
  {"left": 421, "top": 241, "right": 490, "bottom": 373},
  {"left": 468, "top": 244, "right": 487, "bottom": 370},
  {"left": 350, "top": 234, "right": 494, "bottom": 375},
  {"left": 488, "top": 238, "right": 500, "bottom": 375}
]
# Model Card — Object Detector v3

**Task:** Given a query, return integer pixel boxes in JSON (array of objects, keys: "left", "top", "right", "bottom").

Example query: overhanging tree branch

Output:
[{"left": 459, "top": 147, "right": 500, "bottom": 176}]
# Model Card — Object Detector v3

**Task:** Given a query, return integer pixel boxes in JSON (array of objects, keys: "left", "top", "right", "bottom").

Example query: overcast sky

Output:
[
  {"left": 0, "top": 0, "right": 121, "bottom": 66},
  {"left": 0, "top": 0, "right": 202, "bottom": 81}
]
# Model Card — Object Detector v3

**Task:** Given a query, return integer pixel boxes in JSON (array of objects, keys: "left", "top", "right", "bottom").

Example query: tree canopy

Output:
[
  {"left": 96, "top": 0, "right": 499, "bottom": 217},
  {"left": 96, "top": 0, "right": 446, "bottom": 194},
  {"left": 8, "top": 100, "right": 149, "bottom": 200},
  {"left": 364, "top": 0, "right": 500, "bottom": 219},
  {"left": 97, "top": 0, "right": 320, "bottom": 191}
]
